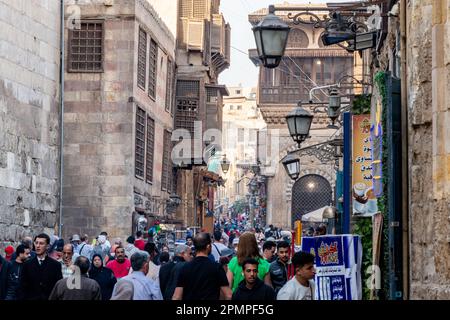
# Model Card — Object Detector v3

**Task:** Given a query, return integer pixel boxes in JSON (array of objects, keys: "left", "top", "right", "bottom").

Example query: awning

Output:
[{"left": 301, "top": 206, "right": 329, "bottom": 222}]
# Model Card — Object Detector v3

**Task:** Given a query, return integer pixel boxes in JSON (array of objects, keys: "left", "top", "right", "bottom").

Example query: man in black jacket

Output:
[
  {"left": 5, "top": 244, "right": 30, "bottom": 300},
  {"left": 269, "top": 241, "right": 290, "bottom": 293},
  {"left": 161, "top": 244, "right": 192, "bottom": 300},
  {"left": 20, "top": 233, "right": 63, "bottom": 300},
  {"left": 232, "top": 258, "right": 276, "bottom": 301}
]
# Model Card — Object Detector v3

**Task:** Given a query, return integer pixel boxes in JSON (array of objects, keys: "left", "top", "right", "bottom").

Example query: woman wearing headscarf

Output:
[
  {"left": 89, "top": 254, "right": 117, "bottom": 300},
  {"left": 226, "top": 232, "right": 272, "bottom": 292}
]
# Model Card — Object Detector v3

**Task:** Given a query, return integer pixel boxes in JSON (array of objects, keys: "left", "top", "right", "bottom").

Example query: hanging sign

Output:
[{"left": 352, "top": 115, "right": 379, "bottom": 216}]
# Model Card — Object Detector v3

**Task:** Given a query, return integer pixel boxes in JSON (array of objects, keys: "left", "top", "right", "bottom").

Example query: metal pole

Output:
[
  {"left": 58, "top": 0, "right": 65, "bottom": 238},
  {"left": 342, "top": 112, "right": 351, "bottom": 234}
]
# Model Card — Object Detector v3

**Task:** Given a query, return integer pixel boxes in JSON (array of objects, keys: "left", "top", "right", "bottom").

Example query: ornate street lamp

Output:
[
  {"left": 252, "top": 5, "right": 291, "bottom": 68},
  {"left": 220, "top": 154, "right": 230, "bottom": 174},
  {"left": 327, "top": 88, "right": 341, "bottom": 126},
  {"left": 286, "top": 101, "right": 314, "bottom": 148},
  {"left": 282, "top": 153, "right": 301, "bottom": 180}
]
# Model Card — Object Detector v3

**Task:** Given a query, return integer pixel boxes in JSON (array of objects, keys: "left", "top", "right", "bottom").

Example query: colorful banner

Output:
[
  {"left": 352, "top": 115, "right": 379, "bottom": 216},
  {"left": 302, "top": 235, "right": 362, "bottom": 300}
]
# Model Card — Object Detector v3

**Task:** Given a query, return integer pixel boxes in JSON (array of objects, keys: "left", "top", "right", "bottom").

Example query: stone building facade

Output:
[
  {"left": 0, "top": 0, "right": 61, "bottom": 248},
  {"left": 221, "top": 87, "right": 266, "bottom": 203},
  {"left": 248, "top": 4, "right": 354, "bottom": 229},
  {"left": 173, "top": 0, "right": 230, "bottom": 232},
  {"left": 405, "top": 0, "right": 450, "bottom": 300},
  {"left": 346, "top": 0, "right": 450, "bottom": 299},
  {"left": 62, "top": 0, "right": 177, "bottom": 240}
]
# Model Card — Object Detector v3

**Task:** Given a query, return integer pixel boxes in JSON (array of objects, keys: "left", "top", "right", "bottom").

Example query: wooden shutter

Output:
[
  {"left": 202, "top": 20, "right": 211, "bottom": 66},
  {"left": 187, "top": 20, "right": 204, "bottom": 51},
  {"left": 193, "top": 0, "right": 207, "bottom": 18},
  {"left": 179, "top": 0, "right": 193, "bottom": 18}
]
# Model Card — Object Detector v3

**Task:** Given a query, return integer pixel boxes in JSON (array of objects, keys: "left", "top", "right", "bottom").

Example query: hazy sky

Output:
[{"left": 218, "top": 0, "right": 359, "bottom": 88}]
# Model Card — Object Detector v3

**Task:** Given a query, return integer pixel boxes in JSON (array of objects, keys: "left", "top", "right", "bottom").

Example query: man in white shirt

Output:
[
  {"left": 77, "top": 234, "right": 93, "bottom": 260},
  {"left": 211, "top": 230, "right": 228, "bottom": 263},
  {"left": 114, "top": 251, "right": 162, "bottom": 300},
  {"left": 277, "top": 251, "right": 316, "bottom": 300}
]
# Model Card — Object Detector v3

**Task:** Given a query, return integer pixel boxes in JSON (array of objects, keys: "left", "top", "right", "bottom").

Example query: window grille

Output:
[
  {"left": 161, "top": 130, "right": 171, "bottom": 191},
  {"left": 166, "top": 59, "right": 174, "bottom": 112},
  {"left": 148, "top": 39, "right": 158, "bottom": 99},
  {"left": 69, "top": 21, "right": 103, "bottom": 72},
  {"left": 137, "top": 28, "right": 147, "bottom": 89},
  {"left": 180, "top": 0, "right": 193, "bottom": 18},
  {"left": 206, "top": 87, "right": 218, "bottom": 103},
  {"left": 193, "top": 0, "right": 207, "bottom": 18},
  {"left": 175, "top": 99, "right": 198, "bottom": 134},
  {"left": 175, "top": 80, "right": 200, "bottom": 135},
  {"left": 146, "top": 116, "right": 155, "bottom": 183},
  {"left": 291, "top": 174, "right": 332, "bottom": 226},
  {"left": 177, "top": 80, "right": 199, "bottom": 98},
  {"left": 135, "top": 107, "right": 146, "bottom": 178}
]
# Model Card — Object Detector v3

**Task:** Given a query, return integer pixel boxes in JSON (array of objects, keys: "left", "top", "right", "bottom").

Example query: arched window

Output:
[
  {"left": 291, "top": 174, "right": 332, "bottom": 227},
  {"left": 287, "top": 29, "right": 309, "bottom": 48}
]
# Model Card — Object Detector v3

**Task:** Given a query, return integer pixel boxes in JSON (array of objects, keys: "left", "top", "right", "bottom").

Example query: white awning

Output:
[{"left": 301, "top": 206, "right": 329, "bottom": 222}]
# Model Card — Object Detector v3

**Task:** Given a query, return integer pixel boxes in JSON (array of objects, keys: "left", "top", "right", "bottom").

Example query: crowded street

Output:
[{"left": 1, "top": 0, "right": 450, "bottom": 311}]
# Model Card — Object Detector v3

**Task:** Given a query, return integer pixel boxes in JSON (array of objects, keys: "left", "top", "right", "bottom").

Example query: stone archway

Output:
[{"left": 290, "top": 174, "right": 333, "bottom": 226}]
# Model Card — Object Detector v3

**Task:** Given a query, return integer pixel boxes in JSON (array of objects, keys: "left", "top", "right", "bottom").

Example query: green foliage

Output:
[
  {"left": 353, "top": 217, "right": 373, "bottom": 300},
  {"left": 352, "top": 94, "right": 372, "bottom": 115}
]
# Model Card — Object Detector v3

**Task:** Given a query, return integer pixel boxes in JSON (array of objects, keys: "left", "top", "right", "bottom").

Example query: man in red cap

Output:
[{"left": 4, "top": 246, "right": 14, "bottom": 262}]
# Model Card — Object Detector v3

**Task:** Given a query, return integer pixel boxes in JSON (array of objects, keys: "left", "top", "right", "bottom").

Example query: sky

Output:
[{"left": 218, "top": 0, "right": 360, "bottom": 89}]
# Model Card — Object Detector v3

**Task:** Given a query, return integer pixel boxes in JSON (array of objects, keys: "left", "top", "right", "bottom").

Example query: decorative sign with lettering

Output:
[
  {"left": 352, "top": 115, "right": 379, "bottom": 216},
  {"left": 302, "top": 235, "right": 362, "bottom": 300}
]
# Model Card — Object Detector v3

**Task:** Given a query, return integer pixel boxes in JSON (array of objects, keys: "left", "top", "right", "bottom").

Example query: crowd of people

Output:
[{"left": 0, "top": 222, "right": 320, "bottom": 301}]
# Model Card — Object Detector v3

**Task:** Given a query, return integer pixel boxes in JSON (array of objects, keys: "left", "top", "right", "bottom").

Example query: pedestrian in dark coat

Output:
[
  {"left": 0, "top": 254, "right": 12, "bottom": 300},
  {"left": 89, "top": 254, "right": 117, "bottom": 300},
  {"left": 49, "top": 256, "right": 102, "bottom": 300},
  {"left": 20, "top": 233, "right": 62, "bottom": 300}
]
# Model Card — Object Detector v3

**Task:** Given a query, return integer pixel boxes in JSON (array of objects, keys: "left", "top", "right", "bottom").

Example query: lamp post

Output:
[
  {"left": 327, "top": 88, "right": 342, "bottom": 127},
  {"left": 282, "top": 153, "right": 301, "bottom": 180},
  {"left": 252, "top": 5, "right": 291, "bottom": 69},
  {"left": 220, "top": 154, "right": 230, "bottom": 174},
  {"left": 286, "top": 101, "right": 314, "bottom": 148}
]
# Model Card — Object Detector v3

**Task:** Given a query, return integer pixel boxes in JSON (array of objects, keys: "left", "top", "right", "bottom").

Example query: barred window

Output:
[
  {"left": 175, "top": 80, "right": 200, "bottom": 135},
  {"left": 146, "top": 116, "right": 155, "bottom": 183},
  {"left": 69, "top": 21, "right": 103, "bottom": 72},
  {"left": 161, "top": 130, "right": 171, "bottom": 191},
  {"left": 166, "top": 59, "right": 174, "bottom": 112},
  {"left": 135, "top": 107, "right": 146, "bottom": 178},
  {"left": 206, "top": 87, "right": 218, "bottom": 103},
  {"left": 148, "top": 39, "right": 158, "bottom": 99},
  {"left": 137, "top": 28, "right": 147, "bottom": 89}
]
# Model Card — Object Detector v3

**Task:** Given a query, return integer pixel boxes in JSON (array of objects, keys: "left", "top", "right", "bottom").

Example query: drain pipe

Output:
[{"left": 58, "top": 0, "right": 65, "bottom": 238}]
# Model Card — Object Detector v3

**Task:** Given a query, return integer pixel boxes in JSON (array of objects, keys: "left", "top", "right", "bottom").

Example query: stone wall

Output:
[
  {"left": 62, "top": 0, "right": 176, "bottom": 240},
  {"left": 407, "top": 0, "right": 450, "bottom": 299},
  {"left": 265, "top": 128, "right": 336, "bottom": 229},
  {"left": 0, "top": 0, "right": 61, "bottom": 249}
]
